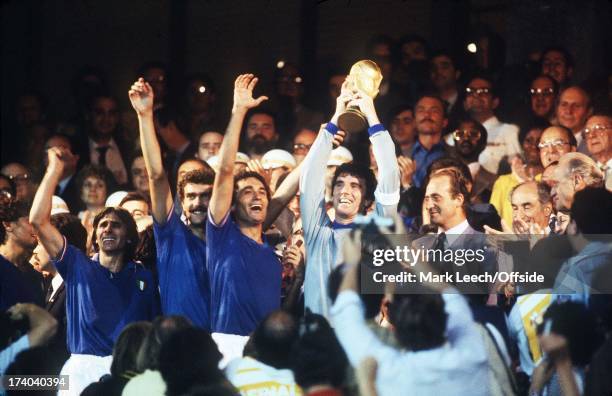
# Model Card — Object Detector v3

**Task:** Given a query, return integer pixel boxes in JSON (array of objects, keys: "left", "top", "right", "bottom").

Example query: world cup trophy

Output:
[{"left": 337, "top": 60, "right": 383, "bottom": 133}]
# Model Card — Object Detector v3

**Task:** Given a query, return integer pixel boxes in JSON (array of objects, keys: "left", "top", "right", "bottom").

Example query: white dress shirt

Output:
[
  {"left": 478, "top": 116, "right": 521, "bottom": 174},
  {"left": 48, "top": 273, "right": 64, "bottom": 302},
  {"left": 440, "top": 218, "right": 470, "bottom": 246}
]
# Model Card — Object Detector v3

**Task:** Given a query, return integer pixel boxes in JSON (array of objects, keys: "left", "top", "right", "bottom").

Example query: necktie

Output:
[
  {"left": 96, "top": 146, "right": 109, "bottom": 167},
  {"left": 434, "top": 232, "right": 447, "bottom": 251},
  {"left": 432, "top": 232, "right": 455, "bottom": 279},
  {"left": 46, "top": 284, "right": 54, "bottom": 303}
]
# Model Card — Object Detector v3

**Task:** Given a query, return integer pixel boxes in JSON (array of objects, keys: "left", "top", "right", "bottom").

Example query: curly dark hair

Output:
[
  {"left": 331, "top": 163, "right": 377, "bottom": 214},
  {"left": 177, "top": 169, "right": 215, "bottom": 203},
  {"left": 90, "top": 207, "right": 139, "bottom": 262},
  {"left": 232, "top": 171, "right": 272, "bottom": 206},
  {"left": 0, "top": 195, "right": 30, "bottom": 245}
]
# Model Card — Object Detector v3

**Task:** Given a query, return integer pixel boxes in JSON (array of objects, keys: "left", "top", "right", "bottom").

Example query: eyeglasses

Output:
[
  {"left": 582, "top": 124, "right": 611, "bottom": 140},
  {"left": 293, "top": 143, "right": 312, "bottom": 152},
  {"left": 278, "top": 76, "right": 303, "bottom": 84},
  {"left": 538, "top": 140, "right": 570, "bottom": 150},
  {"left": 465, "top": 87, "right": 491, "bottom": 97},
  {"left": 452, "top": 129, "right": 481, "bottom": 140},
  {"left": 530, "top": 87, "right": 555, "bottom": 97},
  {"left": 8, "top": 174, "right": 30, "bottom": 183}
]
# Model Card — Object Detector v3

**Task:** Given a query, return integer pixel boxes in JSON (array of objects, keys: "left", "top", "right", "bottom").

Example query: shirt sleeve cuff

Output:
[
  {"left": 326, "top": 122, "right": 339, "bottom": 135},
  {"left": 368, "top": 123, "right": 386, "bottom": 137},
  {"left": 51, "top": 236, "right": 68, "bottom": 263},
  {"left": 374, "top": 188, "right": 400, "bottom": 206},
  {"left": 207, "top": 208, "right": 230, "bottom": 228}
]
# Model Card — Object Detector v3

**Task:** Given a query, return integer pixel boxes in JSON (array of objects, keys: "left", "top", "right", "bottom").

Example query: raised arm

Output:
[
  {"left": 263, "top": 161, "right": 303, "bottom": 230},
  {"left": 29, "top": 148, "right": 68, "bottom": 259},
  {"left": 209, "top": 74, "right": 268, "bottom": 225},
  {"left": 352, "top": 89, "right": 400, "bottom": 216},
  {"left": 129, "top": 78, "right": 173, "bottom": 225},
  {"left": 299, "top": 85, "right": 352, "bottom": 234}
]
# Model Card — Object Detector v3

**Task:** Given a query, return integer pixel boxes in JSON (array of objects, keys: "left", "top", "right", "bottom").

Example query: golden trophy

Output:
[{"left": 337, "top": 60, "right": 383, "bottom": 133}]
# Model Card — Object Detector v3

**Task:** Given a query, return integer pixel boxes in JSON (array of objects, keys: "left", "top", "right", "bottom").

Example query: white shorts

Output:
[{"left": 58, "top": 353, "right": 112, "bottom": 396}]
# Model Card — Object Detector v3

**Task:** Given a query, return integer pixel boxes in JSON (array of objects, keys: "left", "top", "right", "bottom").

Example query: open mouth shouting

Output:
[
  {"left": 249, "top": 202, "right": 264, "bottom": 214},
  {"left": 100, "top": 234, "right": 118, "bottom": 249}
]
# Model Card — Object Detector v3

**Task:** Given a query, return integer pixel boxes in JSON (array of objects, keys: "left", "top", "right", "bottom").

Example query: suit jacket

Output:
[
  {"left": 414, "top": 224, "right": 500, "bottom": 294},
  {"left": 46, "top": 281, "right": 69, "bottom": 359},
  {"left": 57, "top": 174, "right": 83, "bottom": 214},
  {"left": 46, "top": 281, "right": 66, "bottom": 319},
  {"left": 74, "top": 134, "right": 134, "bottom": 189}
]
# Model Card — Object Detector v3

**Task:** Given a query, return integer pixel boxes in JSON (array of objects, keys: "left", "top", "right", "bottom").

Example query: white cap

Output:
[
  {"left": 261, "top": 149, "right": 296, "bottom": 170},
  {"left": 206, "top": 155, "right": 220, "bottom": 173},
  {"left": 105, "top": 191, "right": 128, "bottom": 208},
  {"left": 51, "top": 196, "right": 70, "bottom": 215},
  {"left": 206, "top": 153, "right": 251, "bottom": 173},
  {"left": 327, "top": 146, "right": 353, "bottom": 166},
  {"left": 235, "top": 152, "right": 250, "bottom": 164}
]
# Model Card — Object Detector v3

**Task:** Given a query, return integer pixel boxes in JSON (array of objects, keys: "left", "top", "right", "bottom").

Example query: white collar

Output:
[
  {"left": 51, "top": 273, "right": 63, "bottom": 290},
  {"left": 439, "top": 219, "right": 470, "bottom": 246},
  {"left": 482, "top": 116, "right": 500, "bottom": 129}
]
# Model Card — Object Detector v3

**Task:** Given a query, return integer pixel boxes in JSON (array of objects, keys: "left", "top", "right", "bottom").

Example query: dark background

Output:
[{"left": 2, "top": 0, "right": 611, "bottom": 160}]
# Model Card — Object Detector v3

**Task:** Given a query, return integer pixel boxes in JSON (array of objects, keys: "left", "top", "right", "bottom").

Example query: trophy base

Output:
[{"left": 338, "top": 108, "right": 368, "bottom": 134}]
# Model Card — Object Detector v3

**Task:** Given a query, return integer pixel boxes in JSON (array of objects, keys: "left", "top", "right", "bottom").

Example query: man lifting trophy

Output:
[{"left": 337, "top": 60, "right": 383, "bottom": 133}]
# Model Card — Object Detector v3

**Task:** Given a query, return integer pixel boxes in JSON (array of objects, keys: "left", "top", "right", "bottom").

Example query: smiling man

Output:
[
  {"left": 583, "top": 114, "right": 612, "bottom": 190},
  {"left": 300, "top": 79, "right": 400, "bottom": 316},
  {"left": 129, "top": 77, "right": 214, "bottom": 330},
  {"left": 206, "top": 74, "right": 283, "bottom": 336},
  {"left": 29, "top": 147, "right": 159, "bottom": 394},
  {"left": 510, "top": 181, "right": 553, "bottom": 235}
]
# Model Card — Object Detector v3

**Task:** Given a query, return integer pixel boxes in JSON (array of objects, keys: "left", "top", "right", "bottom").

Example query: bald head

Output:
[{"left": 556, "top": 86, "right": 592, "bottom": 133}]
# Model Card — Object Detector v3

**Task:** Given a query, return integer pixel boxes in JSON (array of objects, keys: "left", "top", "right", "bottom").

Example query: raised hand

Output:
[
  {"left": 246, "top": 159, "right": 271, "bottom": 186},
  {"left": 332, "top": 130, "right": 347, "bottom": 149},
  {"left": 128, "top": 78, "right": 154, "bottom": 116},
  {"left": 350, "top": 88, "right": 380, "bottom": 126},
  {"left": 397, "top": 156, "right": 415, "bottom": 189},
  {"left": 331, "top": 80, "right": 353, "bottom": 124},
  {"left": 232, "top": 74, "right": 268, "bottom": 113},
  {"left": 46, "top": 147, "right": 69, "bottom": 177}
]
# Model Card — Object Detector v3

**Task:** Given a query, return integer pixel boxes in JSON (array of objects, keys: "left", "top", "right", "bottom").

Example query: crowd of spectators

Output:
[{"left": 1, "top": 31, "right": 612, "bottom": 396}]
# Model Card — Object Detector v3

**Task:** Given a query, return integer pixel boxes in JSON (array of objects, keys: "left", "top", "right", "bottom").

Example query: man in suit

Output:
[
  {"left": 43, "top": 134, "right": 82, "bottom": 213},
  {"left": 417, "top": 168, "right": 498, "bottom": 294},
  {"left": 77, "top": 94, "right": 132, "bottom": 188}
]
